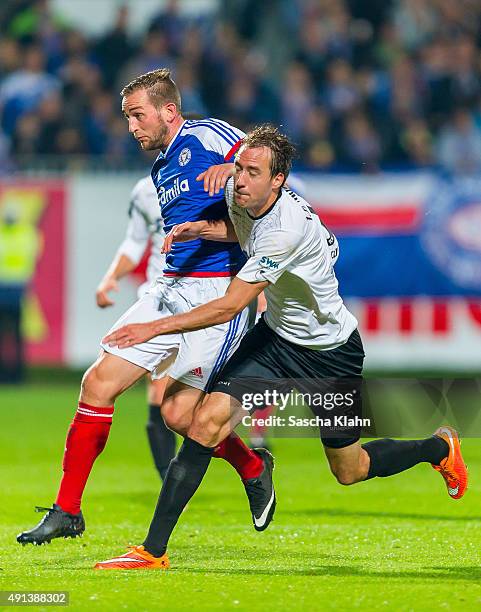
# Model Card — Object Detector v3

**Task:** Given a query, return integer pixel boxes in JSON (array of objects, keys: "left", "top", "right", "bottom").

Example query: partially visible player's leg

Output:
[
  {"left": 146, "top": 377, "right": 176, "bottom": 480},
  {"left": 95, "top": 391, "right": 240, "bottom": 568},
  {"left": 18, "top": 292, "right": 179, "bottom": 545},
  {"left": 161, "top": 377, "right": 264, "bottom": 479},
  {"left": 141, "top": 391, "right": 247, "bottom": 559},
  {"left": 324, "top": 431, "right": 466, "bottom": 498},
  {"left": 323, "top": 440, "right": 370, "bottom": 485},
  {"left": 160, "top": 377, "right": 205, "bottom": 436},
  {"left": 165, "top": 294, "right": 265, "bottom": 481},
  {"left": 17, "top": 352, "right": 147, "bottom": 545},
  {"left": 59, "top": 352, "right": 147, "bottom": 511},
  {"left": 249, "top": 404, "right": 274, "bottom": 450}
]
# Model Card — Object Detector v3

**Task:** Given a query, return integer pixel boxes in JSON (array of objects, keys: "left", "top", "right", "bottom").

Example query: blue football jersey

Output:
[{"left": 151, "top": 118, "right": 246, "bottom": 276}]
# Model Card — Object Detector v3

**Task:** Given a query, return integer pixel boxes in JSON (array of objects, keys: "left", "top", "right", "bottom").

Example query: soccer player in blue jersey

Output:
[{"left": 17, "top": 69, "right": 275, "bottom": 547}]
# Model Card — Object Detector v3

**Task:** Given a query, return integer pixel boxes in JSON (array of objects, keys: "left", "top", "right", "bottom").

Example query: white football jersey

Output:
[
  {"left": 118, "top": 176, "right": 165, "bottom": 291},
  {"left": 225, "top": 178, "right": 358, "bottom": 350}
]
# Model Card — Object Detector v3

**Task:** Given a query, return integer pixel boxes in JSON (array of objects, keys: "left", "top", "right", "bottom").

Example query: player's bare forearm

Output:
[
  {"left": 96, "top": 254, "right": 136, "bottom": 307},
  {"left": 196, "top": 163, "right": 235, "bottom": 196},
  {"left": 106, "top": 253, "right": 137, "bottom": 280},
  {"left": 103, "top": 278, "right": 268, "bottom": 348},
  {"left": 162, "top": 218, "right": 238, "bottom": 253},
  {"left": 154, "top": 277, "right": 268, "bottom": 333},
  {"left": 199, "top": 217, "right": 238, "bottom": 242}
]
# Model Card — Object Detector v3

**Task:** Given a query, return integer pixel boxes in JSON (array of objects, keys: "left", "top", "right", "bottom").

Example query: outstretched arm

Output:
[
  {"left": 162, "top": 217, "right": 238, "bottom": 253},
  {"left": 161, "top": 160, "right": 238, "bottom": 252},
  {"left": 103, "top": 277, "right": 268, "bottom": 348}
]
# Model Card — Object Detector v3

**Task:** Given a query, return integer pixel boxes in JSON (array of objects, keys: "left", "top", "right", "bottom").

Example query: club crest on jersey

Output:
[
  {"left": 178, "top": 147, "right": 191, "bottom": 166},
  {"left": 157, "top": 178, "right": 190, "bottom": 206}
]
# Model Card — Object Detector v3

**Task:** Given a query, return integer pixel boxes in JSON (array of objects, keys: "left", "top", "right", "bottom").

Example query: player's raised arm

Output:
[{"left": 162, "top": 218, "right": 238, "bottom": 253}]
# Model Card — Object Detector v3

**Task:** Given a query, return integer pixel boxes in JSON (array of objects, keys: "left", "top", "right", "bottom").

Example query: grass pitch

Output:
[{"left": 0, "top": 378, "right": 480, "bottom": 611}]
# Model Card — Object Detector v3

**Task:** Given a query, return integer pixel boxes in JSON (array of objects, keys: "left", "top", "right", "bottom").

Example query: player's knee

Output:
[
  {"left": 80, "top": 365, "right": 96, "bottom": 397},
  {"left": 330, "top": 464, "right": 360, "bottom": 486},
  {"left": 161, "top": 402, "right": 189, "bottom": 436},
  {"left": 188, "top": 409, "right": 222, "bottom": 447},
  {"left": 80, "top": 361, "right": 117, "bottom": 405}
]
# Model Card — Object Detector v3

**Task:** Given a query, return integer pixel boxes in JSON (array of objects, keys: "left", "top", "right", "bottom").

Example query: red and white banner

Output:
[{"left": 3, "top": 172, "right": 479, "bottom": 371}]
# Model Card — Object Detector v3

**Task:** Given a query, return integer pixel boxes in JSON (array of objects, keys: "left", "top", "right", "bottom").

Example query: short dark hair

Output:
[
  {"left": 240, "top": 124, "right": 297, "bottom": 182},
  {"left": 120, "top": 68, "right": 181, "bottom": 111}
]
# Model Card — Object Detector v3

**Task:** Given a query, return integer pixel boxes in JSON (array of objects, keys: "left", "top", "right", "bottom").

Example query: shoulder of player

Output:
[
  {"left": 131, "top": 175, "right": 156, "bottom": 199},
  {"left": 278, "top": 188, "right": 318, "bottom": 224},
  {"left": 253, "top": 225, "right": 304, "bottom": 255},
  {"left": 129, "top": 176, "right": 160, "bottom": 219},
  {"left": 180, "top": 118, "right": 244, "bottom": 156}
]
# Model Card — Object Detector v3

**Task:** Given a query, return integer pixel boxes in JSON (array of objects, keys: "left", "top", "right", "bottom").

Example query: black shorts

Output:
[{"left": 211, "top": 317, "right": 365, "bottom": 448}]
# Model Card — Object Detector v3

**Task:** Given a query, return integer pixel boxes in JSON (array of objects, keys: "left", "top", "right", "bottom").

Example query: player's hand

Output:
[
  {"left": 162, "top": 222, "right": 203, "bottom": 253},
  {"left": 196, "top": 163, "right": 235, "bottom": 196},
  {"left": 102, "top": 322, "right": 157, "bottom": 348},
  {"left": 257, "top": 291, "right": 267, "bottom": 314},
  {"left": 96, "top": 277, "right": 119, "bottom": 308}
]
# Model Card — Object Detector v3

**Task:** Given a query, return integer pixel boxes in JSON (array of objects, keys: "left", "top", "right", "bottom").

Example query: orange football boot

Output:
[
  {"left": 94, "top": 545, "right": 169, "bottom": 570},
  {"left": 432, "top": 426, "right": 468, "bottom": 499}
]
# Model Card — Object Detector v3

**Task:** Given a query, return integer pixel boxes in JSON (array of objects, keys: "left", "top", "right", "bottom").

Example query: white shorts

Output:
[{"left": 101, "top": 276, "right": 249, "bottom": 391}]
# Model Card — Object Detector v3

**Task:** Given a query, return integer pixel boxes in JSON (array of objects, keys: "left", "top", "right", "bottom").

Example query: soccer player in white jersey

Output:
[
  {"left": 95, "top": 176, "right": 176, "bottom": 480},
  {"left": 17, "top": 70, "right": 274, "bottom": 547},
  {"left": 97, "top": 124, "right": 467, "bottom": 570}
]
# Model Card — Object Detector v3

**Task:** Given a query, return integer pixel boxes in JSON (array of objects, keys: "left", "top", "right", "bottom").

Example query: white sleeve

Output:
[
  {"left": 224, "top": 176, "right": 234, "bottom": 207},
  {"left": 117, "top": 187, "right": 150, "bottom": 265},
  {"left": 237, "top": 229, "right": 303, "bottom": 284}
]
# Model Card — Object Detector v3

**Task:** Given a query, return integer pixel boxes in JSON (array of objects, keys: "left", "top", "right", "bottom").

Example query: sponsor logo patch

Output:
[
  {"left": 157, "top": 178, "right": 190, "bottom": 206},
  {"left": 260, "top": 256, "right": 279, "bottom": 270}
]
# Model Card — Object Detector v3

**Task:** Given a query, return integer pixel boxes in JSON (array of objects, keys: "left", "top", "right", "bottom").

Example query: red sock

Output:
[
  {"left": 213, "top": 432, "right": 263, "bottom": 480},
  {"left": 55, "top": 402, "right": 114, "bottom": 514},
  {"left": 250, "top": 405, "right": 274, "bottom": 442}
]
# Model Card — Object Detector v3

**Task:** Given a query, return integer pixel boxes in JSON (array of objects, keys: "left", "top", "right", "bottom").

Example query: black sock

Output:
[
  {"left": 146, "top": 404, "right": 176, "bottom": 480},
  {"left": 143, "top": 437, "right": 214, "bottom": 557},
  {"left": 363, "top": 436, "right": 449, "bottom": 479}
]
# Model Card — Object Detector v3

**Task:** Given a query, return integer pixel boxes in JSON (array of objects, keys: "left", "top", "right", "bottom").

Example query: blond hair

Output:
[{"left": 120, "top": 68, "right": 181, "bottom": 111}]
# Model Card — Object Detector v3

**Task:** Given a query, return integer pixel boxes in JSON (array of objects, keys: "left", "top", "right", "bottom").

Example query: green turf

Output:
[{"left": 0, "top": 380, "right": 480, "bottom": 611}]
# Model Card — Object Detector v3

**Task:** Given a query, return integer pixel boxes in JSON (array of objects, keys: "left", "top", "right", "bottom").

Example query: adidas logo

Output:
[{"left": 191, "top": 367, "right": 203, "bottom": 378}]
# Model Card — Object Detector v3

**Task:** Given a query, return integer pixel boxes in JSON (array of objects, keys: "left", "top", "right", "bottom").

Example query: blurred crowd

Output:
[{"left": 2, "top": 0, "right": 481, "bottom": 173}]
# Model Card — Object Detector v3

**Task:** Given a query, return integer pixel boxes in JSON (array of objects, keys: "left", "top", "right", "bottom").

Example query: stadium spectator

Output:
[
  {"left": 281, "top": 62, "right": 316, "bottom": 139},
  {"left": 298, "top": 106, "right": 336, "bottom": 169},
  {"left": 0, "top": 44, "right": 60, "bottom": 136},
  {"left": 149, "top": 0, "right": 191, "bottom": 56},
  {"left": 1, "top": 0, "right": 481, "bottom": 173},
  {"left": 392, "top": 0, "right": 438, "bottom": 51},
  {"left": 94, "top": 6, "right": 133, "bottom": 89},
  {"left": 341, "top": 110, "right": 382, "bottom": 171},
  {"left": 398, "top": 117, "right": 434, "bottom": 167},
  {"left": 119, "top": 30, "right": 175, "bottom": 91},
  {"left": 8, "top": 0, "right": 69, "bottom": 50},
  {"left": 0, "top": 203, "right": 42, "bottom": 383},
  {"left": 436, "top": 107, "right": 481, "bottom": 175}
]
